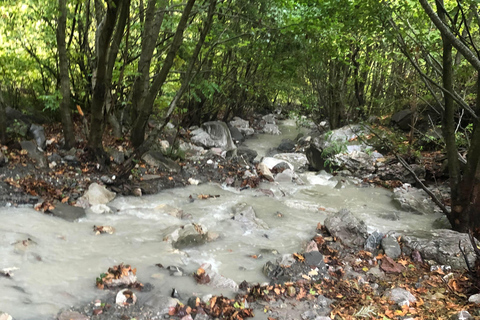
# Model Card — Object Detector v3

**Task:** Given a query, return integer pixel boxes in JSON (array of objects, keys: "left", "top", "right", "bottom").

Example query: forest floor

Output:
[{"left": 1, "top": 122, "right": 479, "bottom": 320}]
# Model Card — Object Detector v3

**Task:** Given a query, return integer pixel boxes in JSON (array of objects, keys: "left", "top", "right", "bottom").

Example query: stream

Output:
[{"left": 0, "top": 120, "right": 443, "bottom": 320}]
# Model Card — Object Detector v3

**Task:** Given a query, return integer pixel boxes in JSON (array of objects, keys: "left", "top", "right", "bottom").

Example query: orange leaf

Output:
[{"left": 76, "top": 105, "right": 84, "bottom": 116}]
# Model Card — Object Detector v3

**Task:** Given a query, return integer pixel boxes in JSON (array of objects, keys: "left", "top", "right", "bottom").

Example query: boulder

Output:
[
  {"left": 191, "top": 121, "right": 237, "bottom": 153},
  {"left": 262, "top": 114, "right": 276, "bottom": 124},
  {"left": 231, "top": 203, "right": 269, "bottom": 230},
  {"left": 199, "top": 263, "right": 238, "bottom": 291},
  {"left": 277, "top": 139, "right": 296, "bottom": 152},
  {"left": 155, "top": 204, "right": 185, "bottom": 219},
  {"left": 78, "top": 183, "right": 116, "bottom": 207},
  {"left": 397, "top": 229, "right": 478, "bottom": 270},
  {"left": 381, "top": 236, "right": 401, "bottom": 259},
  {"left": 365, "top": 231, "right": 384, "bottom": 253},
  {"left": 20, "top": 140, "right": 47, "bottom": 168},
  {"left": 169, "top": 223, "right": 209, "bottom": 249},
  {"left": 178, "top": 141, "right": 206, "bottom": 159},
  {"left": 392, "top": 184, "right": 435, "bottom": 215},
  {"left": 384, "top": 288, "right": 416, "bottom": 307},
  {"left": 237, "top": 146, "right": 257, "bottom": 163},
  {"left": 51, "top": 203, "right": 86, "bottom": 222},
  {"left": 306, "top": 124, "right": 371, "bottom": 171},
  {"left": 332, "top": 150, "right": 381, "bottom": 177},
  {"left": 263, "top": 123, "right": 281, "bottom": 135},
  {"left": 228, "top": 124, "right": 245, "bottom": 144},
  {"left": 324, "top": 209, "right": 368, "bottom": 247},
  {"left": 142, "top": 151, "right": 181, "bottom": 173},
  {"left": 377, "top": 162, "right": 426, "bottom": 184},
  {"left": 257, "top": 162, "right": 274, "bottom": 182},
  {"left": 229, "top": 117, "right": 254, "bottom": 136},
  {"left": 391, "top": 109, "right": 413, "bottom": 131},
  {"left": 261, "top": 157, "right": 294, "bottom": 171},
  {"left": 110, "top": 150, "right": 125, "bottom": 165},
  {"left": 29, "top": 124, "right": 46, "bottom": 151},
  {"left": 273, "top": 153, "right": 308, "bottom": 170}
]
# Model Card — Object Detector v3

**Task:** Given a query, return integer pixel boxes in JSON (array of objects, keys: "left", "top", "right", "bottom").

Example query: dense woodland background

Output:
[{"left": 0, "top": 0, "right": 480, "bottom": 233}]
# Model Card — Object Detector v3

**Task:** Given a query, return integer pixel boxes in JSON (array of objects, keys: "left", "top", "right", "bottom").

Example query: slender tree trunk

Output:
[
  {"left": 104, "top": 0, "right": 130, "bottom": 138},
  {"left": 57, "top": 0, "right": 76, "bottom": 150},
  {"left": 130, "top": 0, "right": 167, "bottom": 125},
  {"left": 0, "top": 90, "right": 6, "bottom": 145},
  {"left": 88, "top": 0, "right": 123, "bottom": 159},
  {"left": 131, "top": 0, "right": 196, "bottom": 148},
  {"left": 164, "top": 0, "right": 217, "bottom": 124}
]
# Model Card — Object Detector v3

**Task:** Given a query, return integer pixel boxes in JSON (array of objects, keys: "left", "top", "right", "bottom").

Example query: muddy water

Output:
[{"left": 0, "top": 120, "right": 443, "bottom": 319}]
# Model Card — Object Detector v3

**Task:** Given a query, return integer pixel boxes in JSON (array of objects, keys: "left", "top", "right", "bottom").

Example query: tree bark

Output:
[
  {"left": 130, "top": 0, "right": 167, "bottom": 125},
  {"left": 164, "top": 0, "right": 217, "bottom": 124},
  {"left": 437, "top": 0, "right": 461, "bottom": 228},
  {"left": 0, "top": 90, "right": 6, "bottom": 145},
  {"left": 56, "top": 0, "right": 76, "bottom": 150},
  {"left": 88, "top": 0, "right": 123, "bottom": 159},
  {"left": 105, "top": 0, "right": 131, "bottom": 138},
  {"left": 131, "top": 0, "right": 196, "bottom": 148}
]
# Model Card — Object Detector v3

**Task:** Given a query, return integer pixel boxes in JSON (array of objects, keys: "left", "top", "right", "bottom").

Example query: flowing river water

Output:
[{"left": 0, "top": 120, "right": 443, "bottom": 319}]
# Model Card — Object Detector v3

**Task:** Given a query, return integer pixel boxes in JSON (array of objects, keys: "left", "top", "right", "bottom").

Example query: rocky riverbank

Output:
[{"left": 1, "top": 112, "right": 478, "bottom": 320}]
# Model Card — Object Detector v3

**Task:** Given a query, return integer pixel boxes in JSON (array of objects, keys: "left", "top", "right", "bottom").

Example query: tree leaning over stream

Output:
[{"left": 406, "top": 0, "right": 480, "bottom": 234}]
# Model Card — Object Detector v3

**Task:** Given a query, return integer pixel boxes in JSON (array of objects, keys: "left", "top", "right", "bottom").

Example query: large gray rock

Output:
[
  {"left": 277, "top": 139, "right": 296, "bottom": 152},
  {"left": 191, "top": 121, "right": 237, "bottom": 153},
  {"left": 199, "top": 263, "right": 238, "bottom": 291},
  {"left": 384, "top": 288, "right": 416, "bottom": 307},
  {"left": 229, "top": 117, "right": 254, "bottom": 136},
  {"left": 231, "top": 203, "right": 269, "bottom": 230},
  {"left": 273, "top": 153, "right": 308, "bottom": 170},
  {"left": 168, "top": 223, "right": 209, "bottom": 249},
  {"left": 391, "top": 109, "right": 413, "bottom": 131},
  {"left": 381, "top": 236, "right": 401, "bottom": 259},
  {"left": 78, "top": 182, "right": 116, "bottom": 207},
  {"left": 397, "top": 229, "right": 477, "bottom": 270},
  {"left": 29, "top": 124, "right": 46, "bottom": 151},
  {"left": 142, "top": 151, "right": 181, "bottom": 173},
  {"left": 324, "top": 209, "right": 368, "bottom": 247},
  {"left": 306, "top": 124, "right": 372, "bottom": 171},
  {"left": 20, "top": 140, "right": 47, "bottom": 168},
  {"left": 377, "top": 162, "right": 426, "bottom": 184},
  {"left": 392, "top": 184, "right": 435, "bottom": 215},
  {"left": 261, "top": 157, "right": 294, "bottom": 171},
  {"left": 51, "top": 203, "right": 86, "bottom": 222},
  {"left": 263, "top": 123, "right": 281, "bottom": 135},
  {"left": 332, "top": 150, "right": 382, "bottom": 177},
  {"left": 228, "top": 124, "right": 244, "bottom": 143}
]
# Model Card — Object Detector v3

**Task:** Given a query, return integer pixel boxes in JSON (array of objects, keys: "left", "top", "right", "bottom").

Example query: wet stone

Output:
[
  {"left": 365, "top": 231, "right": 384, "bottom": 253},
  {"left": 304, "top": 251, "right": 325, "bottom": 268},
  {"left": 381, "top": 236, "right": 401, "bottom": 259},
  {"left": 50, "top": 203, "right": 86, "bottom": 222},
  {"left": 316, "top": 295, "right": 334, "bottom": 316}
]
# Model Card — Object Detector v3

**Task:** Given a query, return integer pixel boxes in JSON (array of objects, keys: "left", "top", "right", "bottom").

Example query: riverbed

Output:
[{"left": 0, "top": 120, "right": 443, "bottom": 319}]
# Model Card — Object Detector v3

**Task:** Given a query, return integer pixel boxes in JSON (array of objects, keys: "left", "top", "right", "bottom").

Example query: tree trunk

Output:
[
  {"left": 130, "top": 0, "right": 167, "bottom": 126},
  {"left": 88, "top": 0, "right": 123, "bottom": 160},
  {"left": 164, "top": 0, "right": 217, "bottom": 124},
  {"left": 104, "top": 0, "right": 130, "bottom": 138},
  {"left": 0, "top": 90, "right": 6, "bottom": 145},
  {"left": 131, "top": 0, "right": 196, "bottom": 148},
  {"left": 56, "top": 0, "right": 76, "bottom": 150}
]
